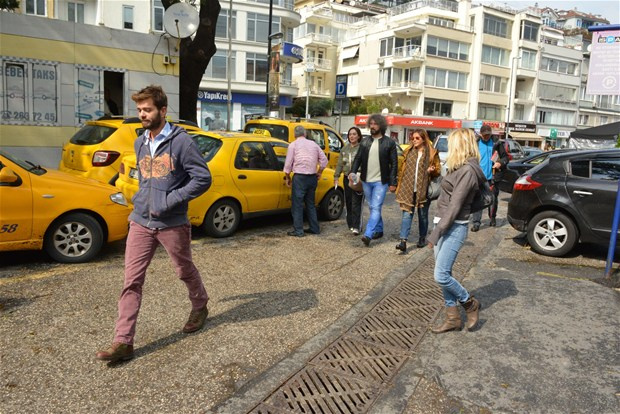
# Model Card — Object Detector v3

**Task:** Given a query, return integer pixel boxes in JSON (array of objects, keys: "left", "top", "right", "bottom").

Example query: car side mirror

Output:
[{"left": 0, "top": 167, "right": 19, "bottom": 184}]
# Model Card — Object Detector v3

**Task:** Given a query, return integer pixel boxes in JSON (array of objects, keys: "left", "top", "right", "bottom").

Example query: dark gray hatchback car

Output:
[{"left": 507, "top": 149, "right": 620, "bottom": 257}]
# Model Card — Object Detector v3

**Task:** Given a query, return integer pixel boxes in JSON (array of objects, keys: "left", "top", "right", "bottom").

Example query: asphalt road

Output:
[{"left": 1, "top": 193, "right": 618, "bottom": 413}]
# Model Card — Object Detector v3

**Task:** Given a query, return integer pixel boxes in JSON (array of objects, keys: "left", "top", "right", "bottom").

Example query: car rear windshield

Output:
[
  {"left": 435, "top": 138, "right": 448, "bottom": 152},
  {"left": 190, "top": 133, "right": 222, "bottom": 162},
  {"left": 243, "top": 123, "right": 289, "bottom": 142},
  {"left": 69, "top": 125, "right": 117, "bottom": 145}
]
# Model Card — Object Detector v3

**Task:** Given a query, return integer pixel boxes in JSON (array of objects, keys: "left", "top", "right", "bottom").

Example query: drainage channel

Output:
[{"left": 248, "top": 245, "right": 480, "bottom": 414}]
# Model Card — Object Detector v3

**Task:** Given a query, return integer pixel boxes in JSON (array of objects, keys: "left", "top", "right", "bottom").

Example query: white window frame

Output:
[
  {"left": 123, "top": 5, "right": 134, "bottom": 30},
  {"left": 25, "top": 0, "right": 46, "bottom": 16},
  {"left": 153, "top": 0, "right": 164, "bottom": 32},
  {"left": 67, "top": 2, "right": 85, "bottom": 23}
]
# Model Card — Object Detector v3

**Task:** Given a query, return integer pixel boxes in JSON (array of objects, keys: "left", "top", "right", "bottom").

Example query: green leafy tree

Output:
[
  {"left": 288, "top": 97, "right": 333, "bottom": 118},
  {"left": 0, "top": 0, "right": 20, "bottom": 11},
  {"left": 162, "top": 0, "right": 220, "bottom": 123}
]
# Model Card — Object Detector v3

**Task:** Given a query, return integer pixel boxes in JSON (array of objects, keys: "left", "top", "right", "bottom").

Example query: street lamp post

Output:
[
  {"left": 505, "top": 56, "right": 521, "bottom": 139},
  {"left": 265, "top": 23, "right": 283, "bottom": 116},
  {"left": 305, "top": 62, "right": 315, "bottom": 120}
]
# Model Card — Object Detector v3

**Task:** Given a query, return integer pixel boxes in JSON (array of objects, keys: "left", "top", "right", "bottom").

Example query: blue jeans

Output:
[
  {"left": 433, "top": 222, "right": 471, "bottom": 307},
  {"left": 361, "top": 181, "right": 388, "bottom": 238},
  {"left": 291, "top": 174, "right": 319, "bottom": 235},
  {"left": 399, "top": 200, "right": 430, "bottom": 241}
]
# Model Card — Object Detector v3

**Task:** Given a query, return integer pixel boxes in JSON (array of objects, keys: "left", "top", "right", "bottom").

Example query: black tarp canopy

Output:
[{"left": 568, "top": 122, "right": 620, "bottom": 149}]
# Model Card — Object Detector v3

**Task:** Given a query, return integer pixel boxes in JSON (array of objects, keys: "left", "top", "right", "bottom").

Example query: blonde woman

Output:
[
  {"left": 427, "top": 128, "right": 484, "bottom": 333},
  {"left": 394, "top": 128, "right": 440, "bottom": 252}
]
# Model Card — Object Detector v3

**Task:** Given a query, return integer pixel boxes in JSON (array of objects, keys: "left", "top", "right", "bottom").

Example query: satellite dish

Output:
[{"left": 163, "top": 2, "right": 199, "bottom": 38}]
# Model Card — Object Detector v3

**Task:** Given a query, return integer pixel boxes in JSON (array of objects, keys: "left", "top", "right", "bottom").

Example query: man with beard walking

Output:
[
  {"left": 96, "top": 85, "right": 212, "bottom": 362},
  {"left": 350, "top": 114, "right": 398, "bottom": 247}
]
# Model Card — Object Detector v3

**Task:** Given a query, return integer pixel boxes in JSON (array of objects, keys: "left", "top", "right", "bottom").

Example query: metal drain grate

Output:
[
  {"left": 249, "top": 242, "right": 483, "bottom": 414},
  {"left": 311, "top": 336, "right": 407, "bottom": 383},
  {"left": 255, "top": 366, "right": 380, "bottom": 414}
]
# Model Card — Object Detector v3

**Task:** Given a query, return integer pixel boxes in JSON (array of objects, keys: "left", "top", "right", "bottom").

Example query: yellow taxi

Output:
[
  {"left": 0, "top": 151, "right": 131, "bottom": 263},
  {"left": 58, "top": 116, "right": 201, "bottom": 185},
  {"left": 243, "top": 117, "right": 345, "bottom": 170},
  {"left": 116, "top": 130, "right": 344, "bottom": 238}
]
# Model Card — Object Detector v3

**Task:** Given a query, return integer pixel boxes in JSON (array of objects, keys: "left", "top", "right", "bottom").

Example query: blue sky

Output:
[{"left": 477, "top": 1, "right": 620, "bottom": 24}]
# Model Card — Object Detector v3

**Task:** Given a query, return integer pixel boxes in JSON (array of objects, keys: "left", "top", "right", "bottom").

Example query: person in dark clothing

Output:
[
  {"left": 471, "top": 125, "right": 509, "bottom": 232},
  {"left": 350, "top": 114, "right": 398, "bottom": 247}
]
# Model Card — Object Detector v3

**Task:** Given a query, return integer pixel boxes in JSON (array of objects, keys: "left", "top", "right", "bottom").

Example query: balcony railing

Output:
[
  {"left": 393, "top": 46, "right": 424, "bottom": 60},
  {"left": 249, "top": 0, "right": 294, "bottom": 11},
  {"left": 305, "top": 33, "right": 336, "bottom": 44},
  {"left": 306, "top": 57, "right": 332, "bottom": 71},
  {"left": 389, "top": 0, "right": 458, "bottom": 17},
  {"left": 379, "top": 81, "right": 423, "bottom": 90},
  {"left": 515, "top": 91, "right": 534, "bottom": 100}
]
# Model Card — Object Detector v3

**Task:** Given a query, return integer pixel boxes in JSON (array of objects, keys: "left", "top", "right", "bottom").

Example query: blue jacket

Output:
[{"left": 129, "top": 124, "right": 212, "bottom": 229}]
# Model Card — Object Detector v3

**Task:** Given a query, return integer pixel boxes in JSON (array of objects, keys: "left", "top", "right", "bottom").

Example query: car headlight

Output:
[{"left": 110, "top": 192, "right": 128, "bottom": 206}]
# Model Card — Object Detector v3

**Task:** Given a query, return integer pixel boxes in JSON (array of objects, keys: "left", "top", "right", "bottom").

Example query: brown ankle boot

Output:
[
  {"left": 431, "top": 306, "right": 462, "bottom": 333},
  {"left": 462, "top": 297, "right": 480, "bottom": 330}
]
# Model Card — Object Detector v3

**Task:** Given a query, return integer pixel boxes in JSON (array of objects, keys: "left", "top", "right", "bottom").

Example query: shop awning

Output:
[
  {"left": 509, "top": 131, "right": 544, "bottom": 141},
  {"left": 341, "top": 46, "right": 359, "bottom": 60}
]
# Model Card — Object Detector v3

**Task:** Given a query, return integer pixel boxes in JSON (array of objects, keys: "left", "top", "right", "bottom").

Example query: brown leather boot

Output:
[
  {"left": 431, "top": 306, "right": 462, "bottom": 333},
  {"left": 96, "top": 342, "right": 134, "bottom": 362},
  {"left": 462, "top": 296, "right": 480, "bottom": 330}
]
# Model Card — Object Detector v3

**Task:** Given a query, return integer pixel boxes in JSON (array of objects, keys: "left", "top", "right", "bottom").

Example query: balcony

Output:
[
  {"left": 389, "top": 0, "right": 458, "bottom": 17},
  {"left": 392, "top": 46, "right": 424, "bottom": 68},
  {"left": 306, "top": 57, "right": 332, "bottom": 72},
  {"left": 393, "top": 21, "right": 426, "bottom": 38},
  {"left": 303, "top": 5, "right": 332, "bottom": 24},
  {"left": 378, "top": 81, "right": 423, "bottom": 96},
  {"left": 303, "top": 33, "right": 337, "bottom": 46},
  {"left": 514, "top": 91, "right": 534, "bottom": 102}
]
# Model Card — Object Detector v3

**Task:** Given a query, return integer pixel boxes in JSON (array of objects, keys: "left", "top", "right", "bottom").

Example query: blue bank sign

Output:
[{"left": 281, "top": 42, "right": 303, "bottom": 63}]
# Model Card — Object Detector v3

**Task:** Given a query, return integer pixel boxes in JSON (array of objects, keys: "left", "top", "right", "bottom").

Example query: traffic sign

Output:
[{"left": 335, "top": 75, "right": 347, "bottom": 98}]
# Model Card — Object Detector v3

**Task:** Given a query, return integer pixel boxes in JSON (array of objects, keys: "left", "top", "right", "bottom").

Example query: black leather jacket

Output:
[{"left": 351, "top": 135, "right": 398, "bottom": 186}]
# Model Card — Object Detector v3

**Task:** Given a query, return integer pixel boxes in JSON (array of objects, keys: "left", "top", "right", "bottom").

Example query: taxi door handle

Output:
[
  {"left": 238, "top": 175, "right": 247, "bottom": 179},
  {"left": 573, "top": 190, "right": 592, "bottom": 196}
]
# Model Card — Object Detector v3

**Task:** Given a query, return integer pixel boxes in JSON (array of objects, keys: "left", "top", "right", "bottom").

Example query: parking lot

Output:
[{"left": 1, "top": 193, "right": 617, "bottom": 413}]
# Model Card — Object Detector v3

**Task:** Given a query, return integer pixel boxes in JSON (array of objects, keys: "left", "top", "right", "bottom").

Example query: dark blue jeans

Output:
[
  {"left": 399, "top": 200, "right": 430, "bottom": 242},
  {"left": 291, "top": 174, "right": 319, "bottom": 235}
]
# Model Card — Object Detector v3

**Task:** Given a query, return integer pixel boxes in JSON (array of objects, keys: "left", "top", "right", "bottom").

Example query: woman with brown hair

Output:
[
  {"left": 394, "top": 128, "right": 440, "bottom": 252},
  {"left": 334, "top": 126, "right": 364, "bottom": 234}
]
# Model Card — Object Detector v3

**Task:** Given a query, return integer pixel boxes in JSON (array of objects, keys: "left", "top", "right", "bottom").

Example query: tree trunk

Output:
[{"left": 163, "top": 0, "right": 220, "bottom": 123}]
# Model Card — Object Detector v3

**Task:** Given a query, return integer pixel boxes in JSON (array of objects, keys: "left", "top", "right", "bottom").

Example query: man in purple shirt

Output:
[{"left": 283, "top": 125, "right": 328, "bottom": 237}]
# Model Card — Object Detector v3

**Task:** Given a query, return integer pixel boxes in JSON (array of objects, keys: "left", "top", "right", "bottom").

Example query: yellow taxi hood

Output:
[{"left": 40, "top": 168, "right": 120, "bottom": 192}]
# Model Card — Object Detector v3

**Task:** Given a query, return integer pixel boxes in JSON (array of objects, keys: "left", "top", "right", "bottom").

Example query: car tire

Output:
[
  {"left": 319, "top": 189, "right": 344, "bottom": 221},
  {"left": 527, "top": 211, "right": 578, "bottom": 257},
  {"left": 203, "top": 199, "right": 241, "bottom": 238},
  {"left": 43, "top": 213, "right": 104, "bottom": 263}
]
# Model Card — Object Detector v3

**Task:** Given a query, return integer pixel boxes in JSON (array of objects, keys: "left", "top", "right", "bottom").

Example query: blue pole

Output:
[{"left": 605, "top": 179, "right": 620, "bottom": 277}]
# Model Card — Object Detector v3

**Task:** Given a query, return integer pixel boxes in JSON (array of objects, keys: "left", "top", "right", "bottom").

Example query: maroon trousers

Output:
[{"left": 114, "top": 221, "right": 208, "bottom": 345}]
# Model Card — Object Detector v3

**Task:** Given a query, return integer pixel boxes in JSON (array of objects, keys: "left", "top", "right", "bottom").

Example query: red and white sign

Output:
[{"left": 355, "top": 115, "right": 461, "bottom": 129}]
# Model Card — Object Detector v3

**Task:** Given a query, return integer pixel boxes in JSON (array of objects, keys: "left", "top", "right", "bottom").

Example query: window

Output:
[
  {"left": 205, "top": 51, "right": 235, "bottom": 80},
  {"left": 483, "top": 14, "right": 508, "bottom": 38},
  {"left": 521, "top": 21, "right": 539, "bottom": 41},
  {"left": 123, "top": 5, "right": 134, "bottom": 30},
  {"left": 216, "top": 10, "right": 237, "bottom": 39},
  {"left": 537, "top": 109, "right": 574, "bottom": 125},
  {"left": 246, "top": 53, "right": 267, "bottom": 82},
  {"left": 425, "top": 68, "right": 467, "bottom": 90},
  {"left": 153, "top": 0, "right": 164, "bottom": 32},
  {"left": 520, "top": 49, "right": 536, "bottom": 70},
  {"left": 26, "top": 0, "right": 45, "bottom": 16},
  {"left": 478, "top": 104, "right": 503, "bottom": 121},
  {"left": 327, "top": 130, "right": 342, "bottom": 153},
  {"left": 540, "top": 57, "right": 577, "bottom": 75},
  {"left": 235, "top": 142, "right": 276, "bottom": 170},
  {"left": 423, "top": 100, "right": 452, "bottom": 117},
  {"left": 479, "top": 74, "right": 506, "bottom": 93},
  {"left": 68, "top": 2, "right": 84, "bottom": 23},
  {"left": 306, "top": 129, "right": 325, "bottom": 148},
  {"left": 428, "top": 16, "right": 455, "bottom": 28},
  {"left": 380, "top": 37, "right": 394, "bottom": 57},
  {"left": 539, "top": 84, "right": 577, "bottom": 102},
  {"left": 482, "top": 45, "right": 508, "bottom": 66},
  {"left": 571, "top": 159, "right": 620, "bottom": 180},
  {"left": 1, "top": 60, "right": 59, "bottom": 124},
  {"left": 378, "top": 69, "right": 392, "bottom": 88},
  {"left": 514, "top": 104, "right": 525, "bottom": 120},
  {"left": 578, "top": 114, "right": 589, "bottom": 125},
  {"left": 247, "top": 13, "right": 279, "bottom": 42},
  {"left": 426, "top": 36, "right": 469, "bottom": 61}
]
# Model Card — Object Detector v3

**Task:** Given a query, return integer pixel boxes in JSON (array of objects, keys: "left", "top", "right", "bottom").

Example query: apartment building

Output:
[
  {"left": 292, "top": 0, "right": 619, "bottom": 148},
  {"left": 4, "top": 0, "right": 302, "bottom": 136}
]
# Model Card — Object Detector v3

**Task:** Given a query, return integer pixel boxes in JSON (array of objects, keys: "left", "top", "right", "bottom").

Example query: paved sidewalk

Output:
[{"left": 213, "top": 217, "right": 620, "bottom": 413}]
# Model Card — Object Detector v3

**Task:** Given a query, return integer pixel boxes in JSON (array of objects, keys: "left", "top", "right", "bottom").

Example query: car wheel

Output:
[
  {"left": 43, "top": 213, "right": 104, "bottom": 263},
  {"left": 319, "top": 189, "right": 344, "bottom": 221},
  {"left": 527, "top": 211, "right": 578, "bottom": 257},
  {"left": 203, "top": 199, "right": 240, "bottom": 238}
]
